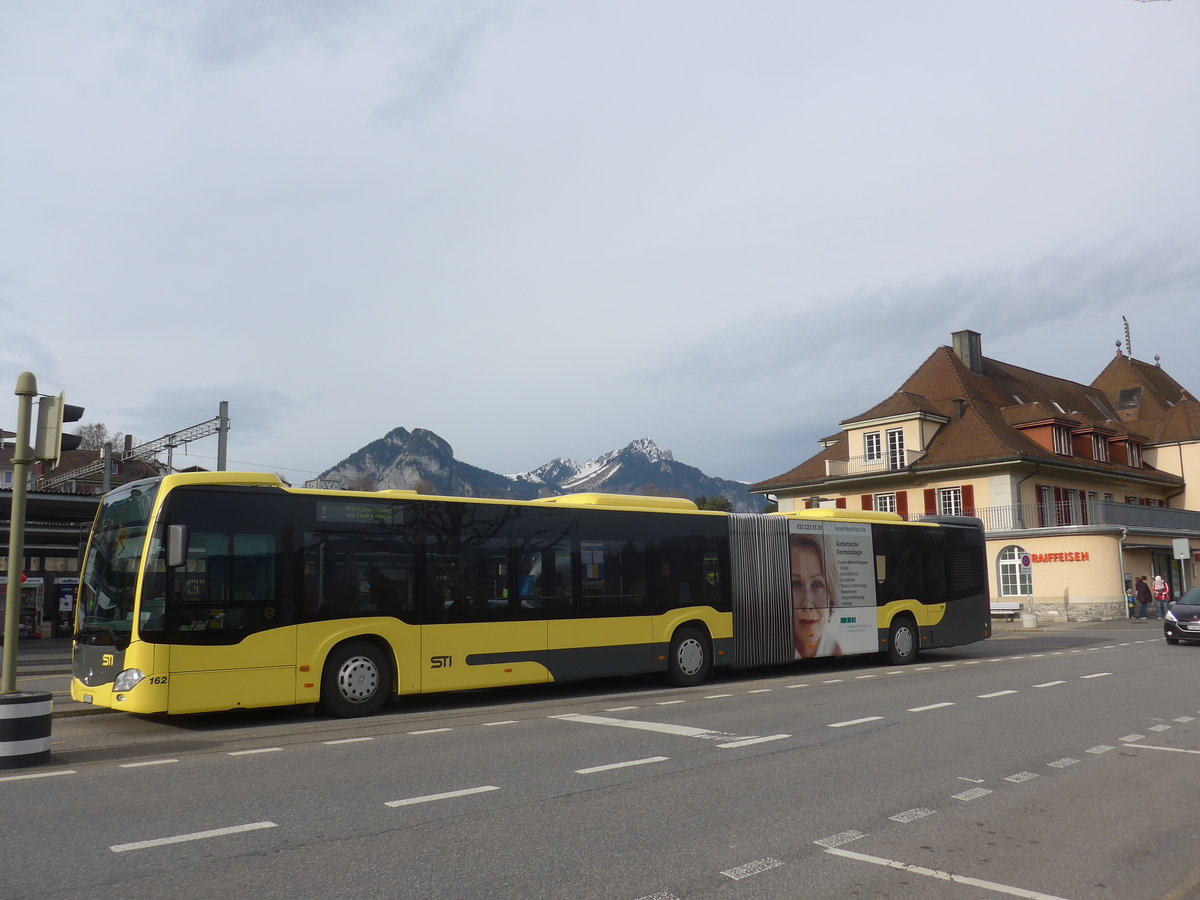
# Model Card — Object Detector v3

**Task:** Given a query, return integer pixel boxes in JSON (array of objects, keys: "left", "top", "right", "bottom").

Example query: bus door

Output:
[
  {"left": 547, "top": 540, "right": 653, "bottom": 680},
  {"left": 420, "top": 540, "right": 549, "bottom": 692},
  {"left": 162, "top": 529, "right": 296, "bottom": 714}
]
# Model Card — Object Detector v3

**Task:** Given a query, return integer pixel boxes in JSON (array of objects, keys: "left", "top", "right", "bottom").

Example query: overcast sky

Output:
[{"left": 3, "top": 1, "right": 1198, "bottom": 487}]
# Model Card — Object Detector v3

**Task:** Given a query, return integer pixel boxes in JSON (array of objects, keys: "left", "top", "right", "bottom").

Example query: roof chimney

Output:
[{"left": 952, "top": 330, "right": 983, "bottom": 374}]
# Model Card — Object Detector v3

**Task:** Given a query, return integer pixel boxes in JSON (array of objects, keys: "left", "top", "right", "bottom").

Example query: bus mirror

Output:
[{"left": 167, "top": 524, "right": 188, "bottom": 568}]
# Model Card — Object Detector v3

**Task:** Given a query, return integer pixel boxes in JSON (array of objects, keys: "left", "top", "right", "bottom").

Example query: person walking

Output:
[
  {"left": 1135, "top": 575, "right": 1153, "bottom": 619},
  {"left": 1153, "top": 575, "right": 1171, "bottom": 620}
]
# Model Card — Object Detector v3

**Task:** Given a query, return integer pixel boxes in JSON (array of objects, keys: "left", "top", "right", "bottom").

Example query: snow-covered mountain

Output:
[{"left": 312, "top": 428, "right": 766, "bottom": 512}]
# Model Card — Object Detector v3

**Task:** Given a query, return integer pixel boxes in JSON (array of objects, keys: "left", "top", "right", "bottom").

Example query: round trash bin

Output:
[
  {"left": 0, "top": 691, "right": 53, "bottom": 769},
  {"left": 1021, "top": 612, "right": 1039, "bottom": 629}
]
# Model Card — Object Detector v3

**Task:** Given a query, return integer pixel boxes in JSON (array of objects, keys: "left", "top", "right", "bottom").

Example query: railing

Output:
[
  {"left": 825, "top": 449, "right": 927, "bottom": 477},
  {"left": 918, "top": 501, "right": 1200, "bottom": 534}
]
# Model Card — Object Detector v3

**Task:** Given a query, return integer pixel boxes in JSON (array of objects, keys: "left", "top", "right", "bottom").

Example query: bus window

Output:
[
  {"left": 158, "top": 530, "right": 284, "bottom": 641},
  {"left": 517, "top": 542, "right": 573, "bottom": 614},
  {"left": 872, "top": 524, "right": 925, "bottom": 606},
  {"left": 580, "top": 540, "right": 648, "bottom": 614},
  {"left": 301, "top": 533, "right": 415, "bottom": 622},
  {"left": 426, "top": 538, "right": 512, "bottom": 622}
]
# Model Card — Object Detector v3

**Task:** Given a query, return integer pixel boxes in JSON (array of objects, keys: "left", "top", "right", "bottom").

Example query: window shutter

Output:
[
  {"left": 961, "top": 484, "right": 974, "bottom": 516},
  {"left": 861, "top": 494, "right": 873, "bottom": 511},
  {"left": 923, "top": 489, "right": 936, "bottom": 515},
  {"left": 835, "top": 497, "right": 846, "bottom": 509},
  {"left": 896, "top": 492, "right": 908, "bottom": 517}
]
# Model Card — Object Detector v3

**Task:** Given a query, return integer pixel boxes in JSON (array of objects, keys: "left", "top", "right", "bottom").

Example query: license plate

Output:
[
  {"left": 1185, "top": 624, "right": 1200, "bottom": 631},
  {"left": 83, "top": 695, "right": 93, "bottom": 704}
]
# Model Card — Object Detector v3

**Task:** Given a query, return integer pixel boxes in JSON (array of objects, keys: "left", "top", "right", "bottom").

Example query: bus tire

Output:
[
  {"left": 887, "top": 616, "right": 919, "bottom": 665},
  {"left": 668, "top": 626, "right": 711, "bottom": 687},
  {"left": 320, "top": 640, "right": 390, "bottom": 717}
]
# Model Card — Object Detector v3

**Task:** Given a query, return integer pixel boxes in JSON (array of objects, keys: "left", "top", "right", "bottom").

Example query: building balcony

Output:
[
  {"left": 825, "top": 449, "right": 927, "bottom": 477},
  {"left": 921, "top": 501, "right": 1200, "bottom": 535}
]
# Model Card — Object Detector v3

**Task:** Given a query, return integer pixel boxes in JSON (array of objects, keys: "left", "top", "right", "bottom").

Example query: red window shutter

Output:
[
  {"left": 861, "top": 494, "right": 873, "bottom": 511},
  {"left": 835, "top": 497, "right": 846, "bottom": 509},
  {"left": 804, "top": 499, "right": 813, "bottom": 510},
  {"left": 923, "top": 489, "right": 936, "bottom": 515},
  {"left": 961, "top": 485, "right": 974, "bottom": 516},
  {"left": 896, "top": 492, "right": 908, "bottom": 517}
]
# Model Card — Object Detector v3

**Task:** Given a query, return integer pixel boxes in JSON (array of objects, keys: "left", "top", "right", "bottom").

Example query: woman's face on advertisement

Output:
[{"left": 792, "top": 543, "right": 830, "bottom": 658}]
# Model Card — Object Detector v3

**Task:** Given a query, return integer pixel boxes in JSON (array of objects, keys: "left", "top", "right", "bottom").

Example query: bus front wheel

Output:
[
  {"left": 887, "top": 616, "right": 919, "bottom": 665},
  {"left": 668, "top": 626, "right": 711, "bottom": 687},
  {"left": 320, "top": 640, "right": 390, "bottom": 717}
]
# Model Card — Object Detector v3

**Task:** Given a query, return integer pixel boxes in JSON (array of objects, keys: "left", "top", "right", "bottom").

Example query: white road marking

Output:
[
  {"left": 111, "top": 821, "right": 277, "bottom": 853},
  {"left": 855, "top": 675, "right": 878, "bottom": 680},
  {"left": 824, "top": 846, "right": 1075, "bottom": 900},
  {"left": 1047, "top": 758, "right": 1079, "bottom": 768},
  {"left": 1033, "top": 681, "right": 1066, "bottom": 688},
  {"left": 952, "top": 788, "right": 992, "bottom": 801},
  {"left": 1149, "top": 724, "right": 1172, "bottom": 732},
  {"left": 1005, "top": 772, "right": 1038, "bottom": 783},
  {"left": 576, "top": 756, "right": 668, "bottom": 774},
  {"left": 823, "top": 679, "right": 845, "bottom": 684},
  {"left": 656, "top": 700, "right": 686, "bottom": 706},
  {"left": 1080, "top": 673, "right": 1111, "bottom": 679},
  {"left": 483, "top": 720, "right": 518, "bottom": 727},
  {"left": 909, "top": 702, "right": 954, "bottom": 712},
  {"left": 1119, "top": 733, "right": 1146, "bottom": 742},
  {"left": 721, "top": 858, "right": 783, "bottom": 881},
  {"left": 407, "top": 728, "right": 452, "bottom": 735},
  {"left": 979, "top": 690, "right": 1018, "bottom": 698},
  {"left": 785, "top": 684, "right": 810, "bottom": 689},
  {"left": 323, "top": 737, "right": 374, "bottom": 745},
  {"left": 1123, "top": 743, "right": 1200, "bottom": 755},
  {"left": 605, "top": 706, "right": 639, "bottom": 711},
  {"left": 890, "top": 807, "right": 935, "bottom": 823},
  {"left": 120, "top": 759, "right": 179, "bottom": 767},
  {"left": 552, "top": 713, "right": 725, "bottom": 739},
  {"left": 828, "top": 716, "right": 883, "bottom": 728},
  {"left": 717, "top": 734, "right": 790, "bottom": 749},
  {"left": 814, "top": 830, "right": 867, "bottom": 848},
  {"left": 1086, "top": 745, "right": 1114, "bottom": 754},
  {"left": 0, "top": 769, "right": 75, "bottom": 782},
  {"left": 748, "top": 688, "right": 773, "bottom": 693},
  {"left": 958, "top": 777, "right": 985, "bottom": 783},
  {"left": 704, "top": 694, "right": 733, "bottom": 699},
  {"left": 228, "top": 747, "right": 282, "bottom": 756},
  {"left": 1174, "top": 716, "right": 1195, "bottom": 723},
  {"left": 386, "top": 785, "right": 500, "bottom": 807}
]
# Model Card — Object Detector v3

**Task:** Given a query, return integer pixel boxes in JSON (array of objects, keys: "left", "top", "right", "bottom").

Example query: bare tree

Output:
[
  {"left": 76, "top": 423, "right": 125, "bottom": 451},
  {"left": 343, "top": 473, "right": 377, "bottom": 492}
]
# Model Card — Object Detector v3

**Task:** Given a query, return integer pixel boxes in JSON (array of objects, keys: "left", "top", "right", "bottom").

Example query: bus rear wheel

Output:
[
  {"left": 320, "top": 640, "right": 390, "bottom": 717},
  {"left": 668, "top": 626, "right": 711, "bottom": 687},
  {"left": 887, "top": 616, "right": 919, "bottom": 665}
]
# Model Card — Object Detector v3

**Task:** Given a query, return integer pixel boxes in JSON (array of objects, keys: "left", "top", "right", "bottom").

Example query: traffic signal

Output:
[{"left": 33, "top": 392, "right": 85, "bottom": 467}]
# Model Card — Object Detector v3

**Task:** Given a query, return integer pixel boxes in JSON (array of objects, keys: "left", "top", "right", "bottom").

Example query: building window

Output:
[
  {"left": 937, "top": 487, "right": 962, "bottom": 516},
  {"left": 998, "top": 545, "right": 1033, "bottom": 597},
  {"left": 886, "top": 428, "right": 905, "bottom": 470},
  {"left": 1118, "top": 387, "right": 1142, "bottom": 409},
  {"left": 1052, "top": 425, "right": 1072, "bottom": 455},
  {"left": 1127, "top": 442, "right": 1141, "bottom": 467},
  {"left": 874, "top": 492, "right": 896, "bottom": 514},
  {"left": 864, "top": 431, "right": 882, "bottom": 463},
  {"left": 1091, "top": 434, "right": 1108, "bottom": 462}
]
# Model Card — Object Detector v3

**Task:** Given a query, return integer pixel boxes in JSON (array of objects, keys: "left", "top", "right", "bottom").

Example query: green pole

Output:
[{"left": 2, "top": 372, "right": 37, "bottom": 694}]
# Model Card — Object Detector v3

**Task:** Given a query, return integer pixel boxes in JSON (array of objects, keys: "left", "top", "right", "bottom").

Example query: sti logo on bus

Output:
[
  {"left": 102, "top": 654, "right": 115, "bottom": 667},
  {"left": 430, "top": 655, "right": 452, "bottom": 669}
]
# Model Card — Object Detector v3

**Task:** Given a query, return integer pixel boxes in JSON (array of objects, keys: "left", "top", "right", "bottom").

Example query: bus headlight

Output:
[{"left": 114, "top": 668, "right": 146, "bottom": 692}]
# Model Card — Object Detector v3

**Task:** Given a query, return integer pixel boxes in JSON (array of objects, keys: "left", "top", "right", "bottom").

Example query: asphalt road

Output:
[{"left": 4, "top": 620, "right": 1199, "bottom": 900}]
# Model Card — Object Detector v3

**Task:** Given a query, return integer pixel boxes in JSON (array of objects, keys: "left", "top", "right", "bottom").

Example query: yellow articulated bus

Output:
[{"left": 71, "top": 472, "right": 990, "bottom": 717}]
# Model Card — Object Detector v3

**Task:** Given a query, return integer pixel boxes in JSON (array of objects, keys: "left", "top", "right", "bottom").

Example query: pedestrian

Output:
[
  {"left": 1153, "top": 575, "right": 1171, "bottom": 620},
  {"left": 1135, "top": 575, "right": 1152, "bottom": 619}
]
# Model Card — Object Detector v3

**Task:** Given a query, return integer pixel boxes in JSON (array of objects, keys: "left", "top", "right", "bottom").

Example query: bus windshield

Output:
[{"left": 77, "top": 479, "right": 160, "bottom": 647}]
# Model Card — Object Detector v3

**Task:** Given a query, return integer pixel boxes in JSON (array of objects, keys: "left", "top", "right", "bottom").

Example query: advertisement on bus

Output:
[{"left": 788, "top": 519, "right": 878, "bottom": 659}]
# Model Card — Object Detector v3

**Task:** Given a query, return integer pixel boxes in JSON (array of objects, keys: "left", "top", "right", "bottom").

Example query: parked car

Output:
[{"left": 1163, "top": 588, "right": 1200, "bottom": 645}]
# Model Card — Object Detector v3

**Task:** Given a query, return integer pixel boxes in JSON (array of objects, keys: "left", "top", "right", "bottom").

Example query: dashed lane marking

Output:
[
  {"left": 828, "top": 716, "right": 884, "bottom": 728},
  {"left": 720, "top": 858, "right": 783, "bottom": 881},
  {"left": 823, "top": 846, "right": 1076, "bottom": 900},
  {"left": 576, "top": 756, "right": 668, "bottom": 774},
  {"left": 889, "top": 807, "right": 935, "bottom": 823},
  {"left": 909, "top": 702, "right": 954, "bottom": 712},
  {"left": 385, "top": 785, "right": 500, "bottom": 807},
  {"left": 110, "top": 821, "right": 277, "bottom": 853},
  {"left": 717, "top": 734, "right": 790, "bottom": 749}
]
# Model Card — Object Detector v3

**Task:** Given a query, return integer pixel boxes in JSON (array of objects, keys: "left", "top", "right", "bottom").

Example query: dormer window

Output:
[
  {"left": 1118, "top": 388, "right": 1142, "bottom": 409},
  {"left": 1052, "top": 425, "right": 1072, "bottom": 456},
  {"left": 1091, "top": 434, "right": 1109, "bottom": 462},
  {"left": 1127, "top": 442, "right": 1141, "bottom": 468},
  {"left": 864, "top": 431, "right": 882, "bottom": 464}
]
